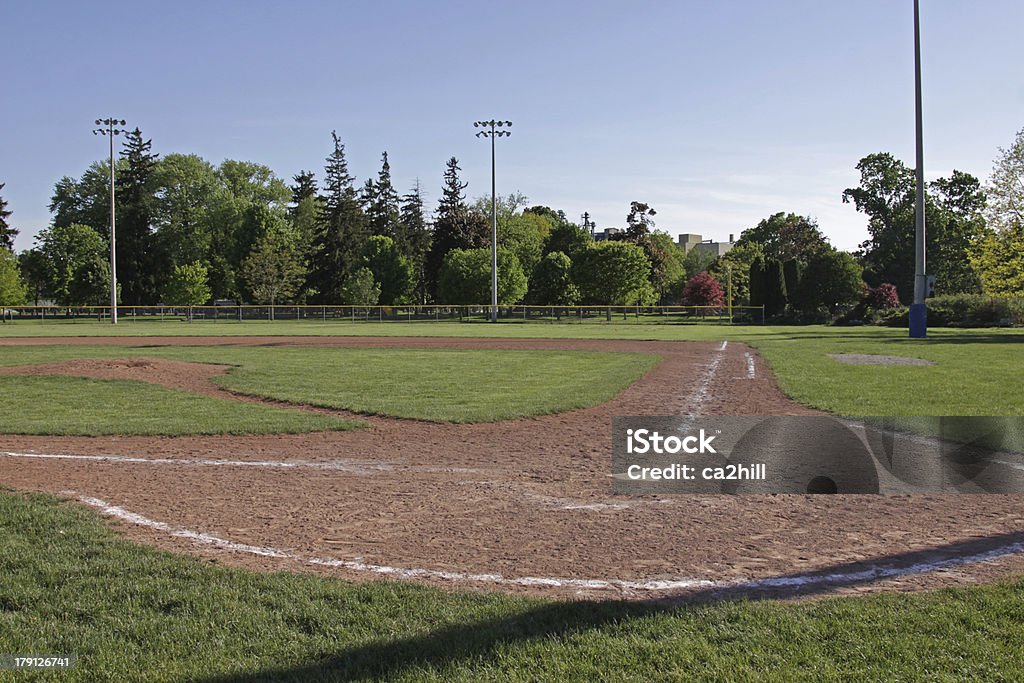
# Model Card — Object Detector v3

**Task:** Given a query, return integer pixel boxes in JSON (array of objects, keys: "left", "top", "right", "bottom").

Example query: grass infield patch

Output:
[
  {"left": 207, "top": 347, "right": 658, "bottom": 422},
  {"left": 0, "top": 376, "right": 358, "bottom": 436},
  {"left": 2, "top": 489, "right": 1023, "bottom": 681}
]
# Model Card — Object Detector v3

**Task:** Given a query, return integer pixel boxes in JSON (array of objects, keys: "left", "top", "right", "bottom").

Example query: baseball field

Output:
[{"left": 2, "top": 320, "right": 1023, "bottom": 680}]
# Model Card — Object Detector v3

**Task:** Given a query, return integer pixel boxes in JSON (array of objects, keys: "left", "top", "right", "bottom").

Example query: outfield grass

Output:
[
  {"left": 0, "top": 318, "right": 759, "bottom": 340},
  {"left": 3, "top": 322, "right": 1023, "bottom": 417},
  {"left": 2, "top": 490, "right": 1022, "bottom": 681},
  {"left": 0, "top": 376, "right": 357, "bottom": 436},
  {"left": 0, "top": 345, "right": 657, "bottom": 426},
  {"left": 748, "top": 328, "right": 1024, "bottom": 416}
]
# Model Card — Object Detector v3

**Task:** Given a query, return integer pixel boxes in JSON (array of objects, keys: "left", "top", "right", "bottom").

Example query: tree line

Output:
[{"left": 1, "top": 126, "right": 1022, "bottom": 319}]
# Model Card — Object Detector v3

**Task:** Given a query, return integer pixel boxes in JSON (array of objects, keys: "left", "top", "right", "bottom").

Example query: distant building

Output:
[
  {"left": 592, "top": 227, "right": 623, "bottom": 242},
  {"left": 677, "top": 233, "right": 736, "bottom": 258},
  {"left": 677, "top": 234, "right": 703, "bottom": 252}
]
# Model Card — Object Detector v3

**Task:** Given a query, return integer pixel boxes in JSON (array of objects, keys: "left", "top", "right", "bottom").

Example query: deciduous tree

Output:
[
  {"left": 340, "top": 267, "right": 380, "bottom": 306},
  {"left": 0, "top": 248, "right": 27, "bottom": 313},
  {"left": 736, "top": 212, "right": 830, "bottom": 263},
  {"left": 574, "top": 241, "right": 653, "bottom": 306},
  {"left": 242, "top": 230, "right": 307, "bottom": 315},
  {"left": 985, "top": 126, "right": 1024, "bottom": 233},
  {"left": 438, "top": 247, "right": 527, "bottom": 305},
  {"left": 681, "top": 272, "right": 724, "bottom": 307},
  {"left": 362, "top": 235, "right": 413, "bottom": 305},
  {"left": 35, "top": 223, "right": 111, "bottom": 306},
  {"left": 162, "top": 261, "right": 211, "bottom": 320},
  {"left": 528, "top": 251, "right": 579, "bottom": 306}
]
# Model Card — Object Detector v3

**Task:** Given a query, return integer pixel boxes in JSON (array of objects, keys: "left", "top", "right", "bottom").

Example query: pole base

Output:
[{"left": 909, "top": 303, "right": 927, "bottom": 338}]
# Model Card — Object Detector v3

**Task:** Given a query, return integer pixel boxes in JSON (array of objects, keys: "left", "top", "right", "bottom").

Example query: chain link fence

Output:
[{"left": 2, "top": 304, "right": 766, "bottom": 324}]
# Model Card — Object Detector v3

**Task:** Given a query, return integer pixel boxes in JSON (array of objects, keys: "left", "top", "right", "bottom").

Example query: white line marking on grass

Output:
[
  {"left": 744, "top": 352, "right": 756, "bottom": 379},
  {"left": 69, "top": 493, "right": 1024, "bottom": 595}
]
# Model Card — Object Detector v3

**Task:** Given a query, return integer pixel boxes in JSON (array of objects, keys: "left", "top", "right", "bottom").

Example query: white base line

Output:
[
  {"left": 744, "top": 352, "right": 756, "bottom": 379},
  {"left": 682, "top": 341, "right": 727, "bottom": 417},
  {"left": 3, "top": 451, "right": 392, "bottom": 474},
  {"left": 70, "top": 493, "right": 1024, "bottom": 594},
  {"left": 2, "top": 451, "right": 481, "bottom": 476}
]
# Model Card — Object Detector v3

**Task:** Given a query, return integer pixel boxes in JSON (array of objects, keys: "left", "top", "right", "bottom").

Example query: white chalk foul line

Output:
[
  {"left": 2, "top": 451, "right": 478, "bottom": 476},
  {"left": 682, "top": 341, "right": 727, "bottom": 416},
  {"left": 69, "top": 493, "right": 1024, "bottom": 594},
  {"left": 3, "top": 451, "right": 392, "bottom": 474}
]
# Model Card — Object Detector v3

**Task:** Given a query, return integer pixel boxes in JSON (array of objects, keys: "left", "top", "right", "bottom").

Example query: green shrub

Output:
[
  {"left": 926, "top": 294, "right": 1023, "bottom": 327},
  {"left": 870, "top": 295, "right": 1023, "bottom": 327}
]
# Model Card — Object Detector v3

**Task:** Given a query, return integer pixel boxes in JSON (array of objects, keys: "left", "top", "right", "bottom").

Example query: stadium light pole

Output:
[
  {"left": 909, "top": 0, "right": 927, "bottom": 338},
  {"left": 93, "top": 117, "right": 127, "bottom": 324},
  {"left": 474, "top": 120, "right": 511, "bottom": 323}
]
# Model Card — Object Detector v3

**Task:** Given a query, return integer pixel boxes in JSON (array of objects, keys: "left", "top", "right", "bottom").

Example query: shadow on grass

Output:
[{"left": 200, "top": 530, "right": 1024, "bottom": 682}]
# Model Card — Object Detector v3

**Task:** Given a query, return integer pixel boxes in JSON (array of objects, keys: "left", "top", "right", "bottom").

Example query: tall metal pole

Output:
[
  {"left": 909, "top": 0, "right": 928, "bottom": 338},
  {"left": 474, "top": 120, "right": 511, "bottom": 323},
  {"left": 94, "top": 118, "right": 127, "bottom": 325},
  {"left": 490, "top": 129, "right": 497, "bottom": 323},
  {"left": 108, "top": 124, "right": 117, "bottom": 324}
]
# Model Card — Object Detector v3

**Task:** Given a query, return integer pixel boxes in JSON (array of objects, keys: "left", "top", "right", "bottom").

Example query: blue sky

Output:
[{"left": 3, "top": 0, "right": 1023, "bottom": 253}]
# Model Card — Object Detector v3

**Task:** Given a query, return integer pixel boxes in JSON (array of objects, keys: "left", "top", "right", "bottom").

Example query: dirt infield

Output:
[{"left": 2, "top": 335, "right": 1024, "bottom": 600}]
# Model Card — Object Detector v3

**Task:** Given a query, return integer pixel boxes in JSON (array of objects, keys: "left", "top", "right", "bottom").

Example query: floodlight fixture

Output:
[
  {"left": 93, "top": 116, "right": 128, "bottom": 324},
  {"left": 473, "top": 118, "right": 513, "bottom": 323}
]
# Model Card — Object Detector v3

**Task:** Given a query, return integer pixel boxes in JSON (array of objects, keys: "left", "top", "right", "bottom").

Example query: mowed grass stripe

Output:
[
  {"left": 2, "top": 490, "right": 1023, "bottom": 681},
  {"left": 0, "top": 376, "right": 358, "bottom": 436}
]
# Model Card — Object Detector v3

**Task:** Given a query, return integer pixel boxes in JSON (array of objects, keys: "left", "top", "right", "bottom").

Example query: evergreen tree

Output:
[
  {"left": 425, "top": 158, "right": 487, "bottom": 300},
  {"left": 116, "top": 128, "right": 162, "bottom": 304},
  {"left": 290, "top": 170, "right": 319, "bottom": 206},
  {"left": 763, "top": 259, "right": 788, "bottom": 317},
  {"left": 366, "top": 152, "right": 403, "bottom": 247},
  {"left": 400, "top": 179, "right": 432, "bottom": 303},
  {"left": 0, "top": 183, "right": 17, "bottom": 250},
  {"left": 308, "top": 131, "right": 366, "bottom": 303},
  {"left": 288, "top": 170, "right": 322, "bottom": 291}
]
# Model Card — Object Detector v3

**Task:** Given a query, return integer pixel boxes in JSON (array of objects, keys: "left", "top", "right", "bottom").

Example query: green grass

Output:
[
  {"left": 0, "top": 345, "right": 657, "bottom": 427},
  {"left": 748, "top": 327, "right": 1024, "bottom": 417},
  {"left": 0, "top": 318, "right": 758, "bottom": 340},
  {"left": 4, "top": 322, "right": 1024, "bottom": 417},
  {"left": 206, "top": 347, "right": 657, "bottom": 422},
  {"left": 2, "top": 489, "right": 1023, "bottom": 681},
  {"left": 0, "top": 376, "right": 357, "bottom": 436}
]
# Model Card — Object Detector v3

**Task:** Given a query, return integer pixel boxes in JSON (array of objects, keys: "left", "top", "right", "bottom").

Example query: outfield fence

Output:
[{"left": 1, "top": 304, "right": 766, "bottom": 324}]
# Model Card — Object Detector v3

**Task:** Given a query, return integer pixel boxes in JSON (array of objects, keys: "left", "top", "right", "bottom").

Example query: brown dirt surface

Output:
[
  {"left": 2, "top": 335, "right": 1024, "bottom": 601},
  {"left": 0, "top": 357, "right": 235, "bottom": 398}
]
